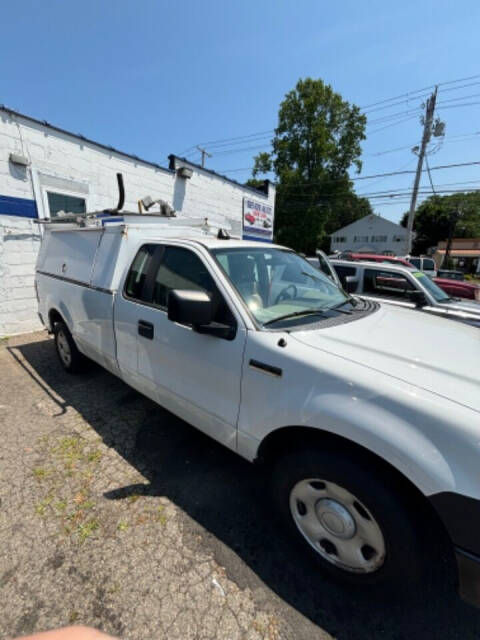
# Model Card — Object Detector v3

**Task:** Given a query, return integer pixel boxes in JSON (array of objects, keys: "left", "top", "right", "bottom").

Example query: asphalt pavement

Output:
[{"left": 1, "top": 332, "right": 480, "bottom": 639}]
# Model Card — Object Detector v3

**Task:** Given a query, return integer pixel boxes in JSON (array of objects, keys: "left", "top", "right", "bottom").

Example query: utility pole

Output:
[
  {"left": 196, "top": 146, "right": 212, "bottom": 168},
  {"left": 406, "top": 86, "right": 438, "bottom": 255}
]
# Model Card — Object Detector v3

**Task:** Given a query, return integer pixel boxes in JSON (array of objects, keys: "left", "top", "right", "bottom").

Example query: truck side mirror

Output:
[
  {"left": 168, "top": 290, "right": 235, "bottom": 340},
  {"left": 408, "top": 290, "right": 427, "bottom": 307},
  {"left": 344, "top": 276, "right": 358, "bottom": 293},
  {"left": 168, "top": 290, "right": 213, "bottom": 326}
]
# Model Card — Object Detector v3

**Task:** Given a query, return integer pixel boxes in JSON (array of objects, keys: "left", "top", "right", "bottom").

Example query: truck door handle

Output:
[{"left": 138, "top": 320, "right": 154, "bottom": 340}]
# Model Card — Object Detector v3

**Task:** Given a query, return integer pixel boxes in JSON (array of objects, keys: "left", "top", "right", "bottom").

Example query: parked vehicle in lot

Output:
[
  {"left": 438, "top": 269, "right": 465, "bottom": 280},
  {"left": 331, "top": 259, "right": 480, "bottom": 327},
  {"left": 337, "top": 251, "right": 414, "bottom": 268},
  {"left": 433, "top": 271, "right": 480, "bottom": 301},
  {"left": 36, "top": 213, "right": 480, "bottom": 605},
  {"left": 404, "top": 255, "right": 437, "bottom": 277},
  {"left": 335, "top": 251, "right": 477, "bottom": 300},
  {"left": 433, "top": 275, "right": 480, "bottom": 301}
]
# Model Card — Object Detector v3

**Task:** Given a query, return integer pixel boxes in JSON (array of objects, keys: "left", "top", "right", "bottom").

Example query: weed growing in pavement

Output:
[
  {"left": 33, "top": 467, "right": 51, "bottom": 480},
  {"left": 33, "top": 433, "right": 167, "bottom": 542},
  {"left": 76, "top": 518, "right": 99, "bottom": 542}
]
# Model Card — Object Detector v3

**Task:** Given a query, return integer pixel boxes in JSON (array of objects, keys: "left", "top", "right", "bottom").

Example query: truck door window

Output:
[
  {"left": 363, "top": 268, "right": 414, "bottom": 300},
  {"left": 333, "top": 265, "right": 357, "bottom": 287},
  {"left": 152, "top": 246, "right": 235, "bottom": 325},
  {"left": 124, "top": 244, "right": 156, "bottom": 301}
]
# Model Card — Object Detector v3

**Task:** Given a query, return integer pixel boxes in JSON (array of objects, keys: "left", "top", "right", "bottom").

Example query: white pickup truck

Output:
[{"left": 35, "top": 213, "right": 480, "bottom": 604}]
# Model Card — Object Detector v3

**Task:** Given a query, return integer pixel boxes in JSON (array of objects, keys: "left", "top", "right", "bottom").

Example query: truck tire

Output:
[
  {"left": 53, "top": 321, "right": 87, "bottom": 373},
  {"left": 271, "top": 446, "right": 451, "bottom": 592}
]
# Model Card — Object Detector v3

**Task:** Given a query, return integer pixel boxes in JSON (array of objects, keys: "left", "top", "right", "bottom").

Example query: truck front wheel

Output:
[
  {"left": 272, "top": 446, "right": 451, "bottom": 592},
  {"left": 53, "top": 321, "right": 87, "bottom": 373}
]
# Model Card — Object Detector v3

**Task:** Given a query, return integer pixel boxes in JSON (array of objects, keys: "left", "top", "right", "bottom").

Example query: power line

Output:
[
  {"left": 436, "top": 101, "right": 480, "bottom": 110},
  {"left": 219, "top": 131, "right": 480, "bottom": 172},
  {"left": 366, "top": 107, "right": 423, "bottom": 125},
  {"left": 277, "top": 160, "right": 480, "bottom": 191},
  {"left": 425, "top": 156, "right": 436, "bottom": 195},
  {"left": 362, "top": 93, "right": 431, "bottom": 114},
  {"left": 439, "top": 80, "right": 480, "bottom": 95},
  {"left": 360, "top": 85, "right": 437, "bottom": 110},
  {"left": 357, "top": 158, "right": 418, "bottom": 194},
  {"left": 212, "top": 143, "right": 273, "bottom": 157},
  {"left": 284, "top": 187, "right": 480, "bottom": 203},
  {"left": 437, "top": 73, "right": 480, "bottom": 87},
  {"left": 436, "top": 91, "right": 480, "bottom": 105},
  {"left": 176, "top": 74, "right": 480, "bottom": 157},
  {"left": 359, "top": 74, "right": 480, "bottom": 110},
  {"left": 367, "top": 114, "right": 421, "bottom": 135}
]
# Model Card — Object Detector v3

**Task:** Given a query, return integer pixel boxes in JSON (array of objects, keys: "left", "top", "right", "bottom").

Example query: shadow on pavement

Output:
[{"left": 10, "top": 336, "right": 480, "bottom": 640}]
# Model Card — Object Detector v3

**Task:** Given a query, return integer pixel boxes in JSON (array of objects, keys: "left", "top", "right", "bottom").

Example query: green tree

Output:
[
  {"left": 243, "top": 178, "right": 266, "bottom": 191},
  {"left": 252, "top": 78, "right": 369, "bottom": 253},
  {"left": 401, "top": 192, "right": 480, "bottom": 254}
]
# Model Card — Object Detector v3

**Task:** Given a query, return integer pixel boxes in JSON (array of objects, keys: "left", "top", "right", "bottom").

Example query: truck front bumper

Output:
[{"left": 456, "top": 548, "right": 480, "bottom": 607}]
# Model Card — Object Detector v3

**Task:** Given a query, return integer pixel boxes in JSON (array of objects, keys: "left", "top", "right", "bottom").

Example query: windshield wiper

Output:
[
  {"left": 329, "top": 298, "right": 355, "bottom": 314},
  {"left": 263, "top": 309, "right": 326, "bottom": 326}
]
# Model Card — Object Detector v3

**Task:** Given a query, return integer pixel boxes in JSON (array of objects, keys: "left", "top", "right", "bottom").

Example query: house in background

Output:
[
  {"left": 433, "top": 238, "right": 480, "bottom": 274},
  {"left": 330, "top": 213, "right": 410, "bottom": 256},
  {"left": 0, "top": 106, "right": 275, "bottom": 336}
]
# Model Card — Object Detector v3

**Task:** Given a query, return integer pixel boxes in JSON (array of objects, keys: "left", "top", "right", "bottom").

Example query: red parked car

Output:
[
  {"left": 433, "top": 276, "right": 480, "bottom": 301},
  {"left": 336, "top": 251, "right": 415, "bottom": 268}
]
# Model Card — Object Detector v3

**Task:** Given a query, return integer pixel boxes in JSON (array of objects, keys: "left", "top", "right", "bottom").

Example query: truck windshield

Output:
[
  {"left": 211, "top": 247, "right": 349, "bottom": 326},
  {"left": 413, "top": 272, "right": 451, "bottom": 302}
]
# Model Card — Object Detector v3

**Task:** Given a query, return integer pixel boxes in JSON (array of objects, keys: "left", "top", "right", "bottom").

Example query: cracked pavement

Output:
[{"left": 1, "top": 332, "right": 480, "bottom": 640}]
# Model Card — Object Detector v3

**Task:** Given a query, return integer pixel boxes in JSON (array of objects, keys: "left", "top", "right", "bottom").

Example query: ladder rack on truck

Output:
[{"left": 35, "top": 213, "right": 236, "bottom": 299}]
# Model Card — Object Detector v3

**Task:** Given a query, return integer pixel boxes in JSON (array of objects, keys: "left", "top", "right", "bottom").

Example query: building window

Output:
[
  {"left": 334, "top": 236, "right": 347, "bottom": 243},
  {"left": 392, "top": 235, "right": 404, "bottom": 243},
  {"left": 371, "top": 235, "right": 387, "bottom": 242},
  {"left": 47, "top": 191, "right": 87, "bottom": 217},
  {"left": 353, "top": 235, "right": 369, "bottom": 243}
]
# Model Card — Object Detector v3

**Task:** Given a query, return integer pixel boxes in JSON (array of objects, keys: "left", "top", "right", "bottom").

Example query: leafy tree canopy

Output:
[
  {"left": 251, "top": 78, "right": 370, "bottom": 253},
  {"left": 401, "top": 192, "right": 480, "bottom": 255}
]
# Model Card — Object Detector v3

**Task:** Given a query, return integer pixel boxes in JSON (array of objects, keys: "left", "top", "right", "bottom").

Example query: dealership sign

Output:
[{"left": 242, "top": 198, "right": 274, "bottom": 241}]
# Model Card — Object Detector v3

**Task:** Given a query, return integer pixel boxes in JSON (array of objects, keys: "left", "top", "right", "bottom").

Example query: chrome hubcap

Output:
[
  {"left": 57, "top": 330, "right": 71, "bottom": 366},
  {"left": 289, "top": 478, "right": 386, "bottom": 573}
]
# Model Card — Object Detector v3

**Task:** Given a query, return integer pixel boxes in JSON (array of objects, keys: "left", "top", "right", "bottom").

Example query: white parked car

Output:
[
  {"left": 35, "top": 214, "right": 480, "bottom": 604},
  {"left": 330, "top": 259, "right": 480, "bottom": 327},
  {"left": 405, "top": 255, "right": 437, "bottom": 277}
]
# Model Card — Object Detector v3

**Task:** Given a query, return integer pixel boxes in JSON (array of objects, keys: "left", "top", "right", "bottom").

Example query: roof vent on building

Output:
[{"left": 177, "top": 166, "right": 193, "bottom": 179}]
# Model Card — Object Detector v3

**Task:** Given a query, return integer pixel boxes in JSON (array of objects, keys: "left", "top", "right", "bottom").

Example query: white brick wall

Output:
[
  {"left": 0, "top": 217, "right": 43, "bottom": 335},
  {"left": 0, "top": 109, "right": 275, "bottom": 336}
]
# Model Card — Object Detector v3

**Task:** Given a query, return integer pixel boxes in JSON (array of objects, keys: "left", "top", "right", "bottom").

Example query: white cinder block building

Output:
[
  {"left": 0, "top": 106, "right": 275, "bottom": 336},
  {"left": 330, "top": 214, "right": 410, "bottom": 256}
]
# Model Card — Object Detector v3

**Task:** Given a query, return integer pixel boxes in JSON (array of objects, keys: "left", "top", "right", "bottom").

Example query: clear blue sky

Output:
[{"left": 2, "top": 0, "right": 480, "bottom": 222}]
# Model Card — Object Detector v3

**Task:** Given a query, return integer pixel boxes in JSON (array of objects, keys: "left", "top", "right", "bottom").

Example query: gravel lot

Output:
[{"left": 1, "top": 331, "right": 480, "bottom": 640}]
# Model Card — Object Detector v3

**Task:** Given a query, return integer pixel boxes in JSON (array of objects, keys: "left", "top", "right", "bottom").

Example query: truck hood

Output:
[{"left": 292, "top": 304, "right": 480, "bottom": 413}]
